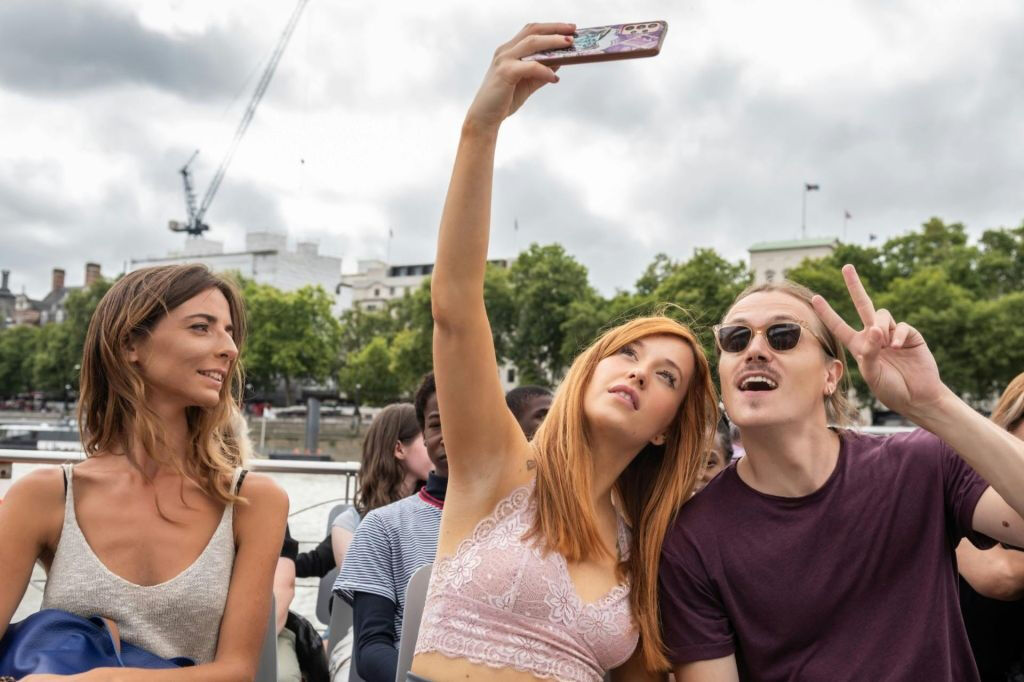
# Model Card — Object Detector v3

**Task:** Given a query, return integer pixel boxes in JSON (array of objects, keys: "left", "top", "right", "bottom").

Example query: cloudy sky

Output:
[{"left": 2, "top": 0, "right": 1022, "bottom": 298}]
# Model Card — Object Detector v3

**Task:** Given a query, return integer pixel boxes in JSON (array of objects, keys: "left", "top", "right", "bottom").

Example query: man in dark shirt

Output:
[{"left": 660, "top": 269, "right": 1024, "bottom": 681}]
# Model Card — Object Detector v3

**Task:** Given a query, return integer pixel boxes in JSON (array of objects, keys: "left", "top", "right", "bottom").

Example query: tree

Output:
[
  {"left": 880, "top": 218, "right": 979, "bottom": 289},
  {"left": 560, "top": 290, "right": 647, "bottom": 367},
  {"left": 508, "top": 244, "right": 596, "bottom": 384},
  {"left": 877, "top": 267, "right": 977, "bottom": 400},
  {"left": 650, "top": 248, "right": 752, "bottom": 358},
  {"left": 0, "top": 325, "right": 40, "bottom": 397},
  {"left": 968, "top": 292, "right": 1024, "bottom": 399},
  {"left": 337, "top": 335, "right": 401, "bottom": 406},
  {"left": 31, "top": 322, "right": 74, "bottom": 395},
  {"left": 975, "top": 222, "right": 1024, "bottom": 298},
  {"left": 62, "top": 277, "right": 115, "bottom": 368},
  {"left": 242, "top": 281, "right": 342, "bottom": 404}
]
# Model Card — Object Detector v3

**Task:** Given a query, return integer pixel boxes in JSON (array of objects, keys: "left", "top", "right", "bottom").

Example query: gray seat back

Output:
[
  {"left": 317, "top": 566, "right": 340, "bottom": 625},
  {"left": 393, "top": 563, "right": 433, "bottom": 682},
  {"left": 254, "top": 594, "right": 277, "bottom": 682}
]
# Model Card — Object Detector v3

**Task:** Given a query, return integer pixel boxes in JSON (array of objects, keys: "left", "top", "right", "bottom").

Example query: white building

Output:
[
  {"left": 341, "top": 258, "right": 510, "bottom": 312},
  {"left": 748, "top": 238, "right": 839, "bottom": 285},
  {"left": 130, "top": 232, "right": 344, "bottom": 315},
  {"left": 340, "top": 257, "right": 519, "bottom": 390}
]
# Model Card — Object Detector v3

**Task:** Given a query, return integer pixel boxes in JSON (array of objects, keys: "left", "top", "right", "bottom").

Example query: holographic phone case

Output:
[{"left": 522, "top": 21, "right": 668, "bottom": 66}]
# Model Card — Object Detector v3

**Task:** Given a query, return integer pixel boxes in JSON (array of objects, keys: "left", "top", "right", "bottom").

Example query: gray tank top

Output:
[{"left": 41, "top": 464, "right": 242, "bottom": 663}]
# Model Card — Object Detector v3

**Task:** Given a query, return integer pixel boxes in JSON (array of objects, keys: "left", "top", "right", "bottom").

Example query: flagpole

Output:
[
  {"left": 801, "top": 183, "right": 820, "bottom": 239},
  {"left": 387, "top": 227, "right": 393, "bottom": 263},
  {"left": 802, "top": 190, "right": 807, "bottom": 239},
  {"left": 843, "top": 212, "right": 848, "bottom": 242}
]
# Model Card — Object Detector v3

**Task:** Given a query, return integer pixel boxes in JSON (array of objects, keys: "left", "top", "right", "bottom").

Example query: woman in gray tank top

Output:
[{"left": 0, "top": 264, "right": 289, "bottom": 677}]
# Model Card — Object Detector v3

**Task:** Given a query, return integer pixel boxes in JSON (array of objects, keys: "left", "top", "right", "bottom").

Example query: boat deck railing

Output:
[{"left": 0, "top": 448, "right": 362, "bottom": 514}]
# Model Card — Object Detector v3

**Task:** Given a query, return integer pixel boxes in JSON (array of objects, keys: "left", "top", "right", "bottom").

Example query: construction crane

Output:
[{"left": 170, "top": 0, "right": 310, "bottom": 237}]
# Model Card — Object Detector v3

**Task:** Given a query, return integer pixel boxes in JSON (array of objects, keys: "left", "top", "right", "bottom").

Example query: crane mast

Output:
[{"left": 170, "top": 0, "right": 310, "bottom": 237}]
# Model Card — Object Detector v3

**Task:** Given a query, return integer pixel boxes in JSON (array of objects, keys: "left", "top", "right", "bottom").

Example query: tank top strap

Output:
[
  {"left": 59, "top": 463, "right": 76, "bottom": 525},
  {"left": 614, "top": 511, "right": 631, "bottom": 562},
  {"left": 231, "top": 466, "right": 248, "bottom": 497}
]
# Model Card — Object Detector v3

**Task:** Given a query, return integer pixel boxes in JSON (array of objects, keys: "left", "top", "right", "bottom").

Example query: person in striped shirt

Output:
[{"left": 333, "top": 373, "right": 447, "bottom": 682}]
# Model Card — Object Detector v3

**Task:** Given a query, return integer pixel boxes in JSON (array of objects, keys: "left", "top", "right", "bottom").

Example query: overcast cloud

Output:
[{"left": 2, "top": 0, "right": 1022, "bottom": 298}]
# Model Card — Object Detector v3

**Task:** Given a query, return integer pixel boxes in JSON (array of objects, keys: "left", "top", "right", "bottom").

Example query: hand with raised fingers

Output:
[
  {"left": 465, "top": 23, "right": 575, "bottom": 132},
  {"left": 811, "top": 264, "right": 948, "bottom": 419}
]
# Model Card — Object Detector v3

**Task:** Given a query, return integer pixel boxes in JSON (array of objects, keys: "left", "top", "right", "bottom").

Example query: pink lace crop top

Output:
[{"left": 415, "top": 482, "right": 639, "bottom": 681}]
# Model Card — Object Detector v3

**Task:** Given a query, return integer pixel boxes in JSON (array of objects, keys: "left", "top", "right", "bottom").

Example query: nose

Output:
[
  {"left": 218, "top": 332, "right": 239, "bottom": 362},
  {"left": 743, "top": 332, "right": 772, "bottom": 362},
  {"left": 628, "top": 367, "right": 646, "bottom": 388}
]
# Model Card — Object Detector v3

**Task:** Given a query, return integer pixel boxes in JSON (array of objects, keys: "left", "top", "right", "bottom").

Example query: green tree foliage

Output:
[
  {"left": 561, "top": 250, "right": 751, "bottom": 368},
  {"left": 8, "top": 278, "right": 114, "bottom": 398},
  {"left": 787, "top": 217, "right": 1024, "bottom": 407},
  {"left": 0, "top": 325, "right": 39, "bottom": 396},
  {"left": 507, "top": 244, "right": 596, "bottom": 384},
  {"left": 241, "top": 280, "right": 342, "bottom": 404},
  {"left": 337, "top": 335, "right": 402, "bottom": 406},
  {"left": 30, "top": 323, "right": 74, "bottom": 394}
]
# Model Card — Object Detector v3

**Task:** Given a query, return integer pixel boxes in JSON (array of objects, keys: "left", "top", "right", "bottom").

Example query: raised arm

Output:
[
  {"left": 432, "top": 24, "right": 573, "bottom": 491},
  {"left": 813, "top": 265, "right": 1024, "bottom": 547}
]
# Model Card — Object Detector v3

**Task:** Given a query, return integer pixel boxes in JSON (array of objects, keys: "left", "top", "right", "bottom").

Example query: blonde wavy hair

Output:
[
  {"left": 992, "top": 372, "right": 1024, "bottom": 432},
  {"left": 77, "top": 264, "right": 249, "bottom": 505},
  {"left": 528, "top": 315, "right": 718, "bottom": 671}
]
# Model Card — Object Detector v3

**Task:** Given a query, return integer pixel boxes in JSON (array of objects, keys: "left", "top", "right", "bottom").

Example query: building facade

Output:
[
  {"left": 130, "top": 232, "right": 345, "bottom": 315},
  {"left": 340, "top": 258, "right": 510, "bottom": 312},
  {"left": 748, "top": 238, "right": 839, "bottom": 285},
  {"left": 4, "top": 264, "right": 103, "bottom": 328}
]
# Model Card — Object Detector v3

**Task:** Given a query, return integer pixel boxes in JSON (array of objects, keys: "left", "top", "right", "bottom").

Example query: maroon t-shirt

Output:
[{"left": 659, "top": 429, "right": 994, "bottom": 681}]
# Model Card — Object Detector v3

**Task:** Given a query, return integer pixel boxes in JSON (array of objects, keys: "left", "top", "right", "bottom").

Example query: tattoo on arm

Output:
[{"left": 526, "top": 459, "right": 536, "bottom": 470}]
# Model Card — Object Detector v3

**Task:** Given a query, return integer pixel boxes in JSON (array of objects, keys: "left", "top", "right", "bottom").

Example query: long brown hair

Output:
[
  {"left": 355, "top": 403, "right": 423, "bottom": 517},
  {"left": 529, "top": 316, "right": 718, "bottom": 671},
  {"left": 992, "top": 372, "right": 1024, "bottom": 432},
  {"left": 77, "top": 264, "right": 248, "bottom": 505},
  {"left": 727, "top": 279, "right": 858, "bottom": 426}
]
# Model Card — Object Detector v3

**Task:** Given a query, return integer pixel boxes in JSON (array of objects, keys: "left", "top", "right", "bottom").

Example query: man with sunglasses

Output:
[{"left": 659, "top": 266, "right": 1024, "bottom": 682}]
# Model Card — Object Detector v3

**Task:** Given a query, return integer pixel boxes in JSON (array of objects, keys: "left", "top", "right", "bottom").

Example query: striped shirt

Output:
[{"left": 334, "top": 481, "right": 443, "bottom": 639}]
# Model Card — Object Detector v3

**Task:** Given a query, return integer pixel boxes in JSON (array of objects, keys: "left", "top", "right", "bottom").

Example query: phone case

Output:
[{"left": 522, "top": 21, "right": 668, "bottom": 66}]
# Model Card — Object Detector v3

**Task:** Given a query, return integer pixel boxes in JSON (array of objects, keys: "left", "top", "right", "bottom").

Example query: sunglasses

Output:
[{"left": 712, "top": 321, "right": 835, "bottom": 357}]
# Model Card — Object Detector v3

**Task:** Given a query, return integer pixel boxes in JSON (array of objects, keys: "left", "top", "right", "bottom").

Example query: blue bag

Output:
[{"left": 0, "top": 609, "right": 194, "bottom": 676}]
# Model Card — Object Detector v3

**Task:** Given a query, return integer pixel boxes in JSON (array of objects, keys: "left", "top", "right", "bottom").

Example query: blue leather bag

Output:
[{"left": 0, "top": 609, "right": 194, "bottom": 676}]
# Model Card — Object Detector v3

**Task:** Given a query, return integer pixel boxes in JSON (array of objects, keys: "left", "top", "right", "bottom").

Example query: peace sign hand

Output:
[{"left": 811, "top": 264, "right": 949, "bottom": 420}]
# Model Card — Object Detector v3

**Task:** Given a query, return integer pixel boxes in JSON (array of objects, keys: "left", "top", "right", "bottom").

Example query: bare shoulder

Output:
[
  {"left": 3, "top": 466, "right": 65, "bottom": 511},
  {"left": 235, "top": 472, "right": 288, "bottom": 522},
  {"left": 0, "top": 466, "right": 66, "bottom": 547}
]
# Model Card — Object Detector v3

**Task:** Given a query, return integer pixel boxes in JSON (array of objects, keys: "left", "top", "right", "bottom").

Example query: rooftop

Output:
[{"left": 748, "top": 237, "right": 839, "bottom": 253}]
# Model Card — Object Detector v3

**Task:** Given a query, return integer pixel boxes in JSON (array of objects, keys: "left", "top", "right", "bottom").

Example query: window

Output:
[
  {"left": 507, "top": 368, "right": 516, "bottom": 383},
  {"left": 365, "top": 303, "right": 376, "bottom": 311},
  {"left": 389, "top": 286, "right": 395, "bottom": 296},
  {"left": 374, "top": 288, "right": 380, "bottom": 297},
  {"left": 765, "top": 269, "right": 776, "bottom": 283}
]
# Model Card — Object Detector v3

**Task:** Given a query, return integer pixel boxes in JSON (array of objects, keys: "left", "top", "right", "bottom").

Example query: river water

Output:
[{"left": 10, "top": 463, "right": 346, "bottom": 632}]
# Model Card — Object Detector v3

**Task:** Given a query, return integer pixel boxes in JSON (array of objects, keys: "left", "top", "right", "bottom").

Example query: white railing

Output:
[{"left": 0, "top": 449, "right": 361, "bottom": 504}]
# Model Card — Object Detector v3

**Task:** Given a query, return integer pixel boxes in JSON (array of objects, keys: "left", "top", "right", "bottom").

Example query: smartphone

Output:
[{"left": 522, "top": 21, "right": 668, "bottom": 66}]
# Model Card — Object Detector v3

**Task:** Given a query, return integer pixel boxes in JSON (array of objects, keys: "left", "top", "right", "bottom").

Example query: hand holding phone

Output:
[{"left": 521, "top": 21, "right": 668, "bottom": 66}]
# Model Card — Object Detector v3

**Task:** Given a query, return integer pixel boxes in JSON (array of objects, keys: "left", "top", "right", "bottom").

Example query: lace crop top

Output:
[{"left": 415, "top": 482, "right": 639, "bottom": 681}]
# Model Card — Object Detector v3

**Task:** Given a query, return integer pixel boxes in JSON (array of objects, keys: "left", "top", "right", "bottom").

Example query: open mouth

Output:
[
  {"left": 197, "top": 369, "right": 225, "bottom": 384},
  {"left": 608, "top": 385, "right": 639, "bottom": 410},
  {"left": 738, "top": 375, "right": 778, "bottom": 392}
]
